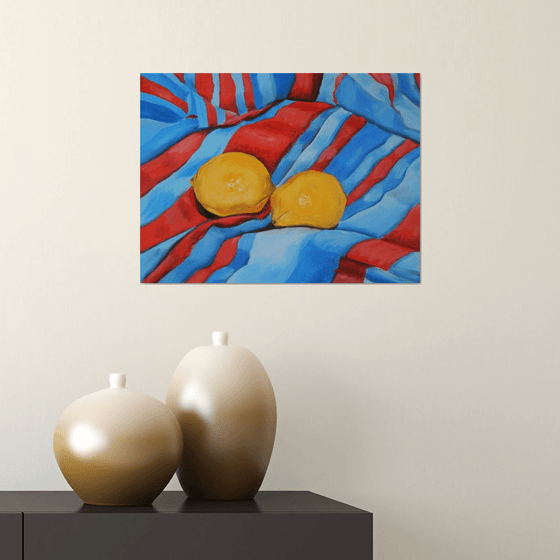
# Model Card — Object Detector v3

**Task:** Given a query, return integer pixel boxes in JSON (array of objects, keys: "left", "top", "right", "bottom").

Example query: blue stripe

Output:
[
  {"left": 140, "top": 229, "right": 191, "bottom": 280},
  {"left": 350, "top": 73, "right": 392, "bottom": 105},
  {"left": 317, "top": 73, "right": 337, "bottom": 104},
  {"left": 338, "top": 135, "right": 405, "bottom": 196},
  {"left": 336, "top": 76, "right": 420, "bottom": 143},
  {"left": 285, "top": 230, "right": 367, "bottom": 283},
  {"left": 272, "top": 73, "right": 296, "bottom": 100},
  {"left": 160, "top": 216, "right": 271, "bottom": 283},
  {"left": 207, "top": 233, "right": 256, "bottom": 283},
  {"left": 364, "top": 267, "right": 412, "bottom": 283},
  {"left": 323, "top": 123, "right": 391, "bottom": 187},
  {"left": 342, "top": 147, "right": 420, "bottom": 219},
  {"left": 140, "top": 94, "right": 186, "bottom": 122},
  {"left": 388, "top": 252, "right": 420, "bottom": 282},
  {"left": 227, "top": 228, "right": 367, "bottom": 283},
  {"left": 276, "top": 109, "right": 352, "bottom": 184},
  {"left": 191, "top": 93, "right": 209, "bottom": 128},
  {"left": 141, "top": 127, "right": 234, "bottom": 226},
  {"left": 232, "top": 73, "right": 248, "bottom": 114},
  {"left": 255, "top": 74, "right": 276, "bottom": 106},
  {"left": 338, "top": 154, "right": 420, "bottom": 238},
  {"left": 141, "top": 101, "right": 291, "bottom": 226},
  {"left": 215, "top": 105, "right": 227, "bottom": 125},
  {"left": 141, "top": 73, "right": 191, "bottom": 105},
  {"left": 183, "top": 73, "right": 196, "bottom": 90},
  {"left": 249, "top": 73, "right": 263, "bottom": 109},
  {"left": 227, "top": 228, "right": 313, "bottom": 283},
  {"left": 140, "top": 118, "right": 199, "bottom": 165},
  {"left": 271, "top": 107, "right": 338, "bottom": 185},
  {"left": 392, "top": 93, "right": 420, "bottom": 132},
  {"left": 141, "top": 118, "right": 175, "bottom": 148},
  {"left": 396, "top": 73, "right": 420, "bottom": 106},
  {"left": 211, "top": 73, "right": 220, "bottom": 107}
]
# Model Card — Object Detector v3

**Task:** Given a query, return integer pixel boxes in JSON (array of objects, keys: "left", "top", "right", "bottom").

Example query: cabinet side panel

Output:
[{"left": 0, "top": 512, "right": 22, "bottom": 560}]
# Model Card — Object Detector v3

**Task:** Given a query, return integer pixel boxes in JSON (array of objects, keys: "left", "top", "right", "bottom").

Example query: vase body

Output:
[
  {"left": 53, "top": 373, "right": 183, "bottom": 506},
  {"left": 166, "top": 332, "right": 277, "bottom": 500}
]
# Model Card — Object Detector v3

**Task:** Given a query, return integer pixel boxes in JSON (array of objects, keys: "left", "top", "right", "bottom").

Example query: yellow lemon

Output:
[
  {"left": 192, "top": 152, "right": 274, "bottom": 217},
  {"left": 271, "top": 170, "right": 347, "bottom": 229}
]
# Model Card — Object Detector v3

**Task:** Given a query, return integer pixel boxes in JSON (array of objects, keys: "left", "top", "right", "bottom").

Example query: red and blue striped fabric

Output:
[{"left": 140, "top": 73, "right": 420, "bottom": 283}]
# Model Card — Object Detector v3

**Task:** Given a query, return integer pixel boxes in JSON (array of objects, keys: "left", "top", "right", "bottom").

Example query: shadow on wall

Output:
[
  {"left": 268, "top": 350, "right": 380, "bottom": 490},
  {"left": 374, "top": 515, "right": 467, "bottom": 560}
]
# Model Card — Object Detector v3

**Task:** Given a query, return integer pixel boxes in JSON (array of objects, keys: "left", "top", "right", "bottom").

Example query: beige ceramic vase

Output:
[
  {"left": 166, "top": 332, "right": 277, "bottom": 500},
  {"left": 53, "top": 373, "right": 183, "bottom": 506}
]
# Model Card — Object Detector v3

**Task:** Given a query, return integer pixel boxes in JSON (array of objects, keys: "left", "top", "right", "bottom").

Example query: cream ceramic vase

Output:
[
  {"left": 166, "top": 332, "right": 277, "bottom": 500},
  {"left": 53, "top": 373, "right": 183, "bottom": 506}
]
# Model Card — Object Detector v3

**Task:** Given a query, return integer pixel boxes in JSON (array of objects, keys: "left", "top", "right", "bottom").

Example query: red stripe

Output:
[
  {"left": 143, "top": 205, "right": 270, "bottom": 283},
  {"left": 205, "top": 101, "right": 218, "bottom": 127},
  {"left": 223, "top": 101, "right": 332, "bottom": 173},
  {"left": 333, "top": 73, "right": 347, "bottom": 104},
  {"left": 242, "top": 73, "right": 256, "bottom": 111},
  {"left": 219, "top": 74, "right": 238, "bottom": 113},
  {"left": 288, "top": 74, "right": 323, "bottom": 101},
  {"left": 384, "top": 205, "right": 420, "bottom": 251},
  {"left": 346, "top": 139, "right": 418, "bottom": 206},
  {"left": 369, "top": 74, "right": 395, "bottom": 106},
  {"left": 346, "top": 239, "right": 413, "bottom": 271},
  {"left": 174, "top": 73, "right": 185, "bottom": 84},
  {"left": 212, "top": 103, "right": 279, "bottom": 129},
  {"left": 332, "top": 204, "right": 420, "bottom": 281},
  {"left": 332, "top": 258, "right": 367, "bottom": 283},
  {"left": 186, "top": 235, "right": 241, "bottom": 283},
  {"left": 223, "top": 110, "right": 239, "bottom": 123},
  {"left": 195, "top": 74, "right": 217, "bottom": 127},
  {"left": 142, "top": 101, "right": 330, "bottom": 254},
  {"left": 415, "top": 73, "right": 420, "bottom": 89},
  {"left": 195, "top": 73, "right": 214, "bottom": 101},
  {"left": 141, "top": 129, "right": 209, "bottom": 197},
  {"left": 141, "top": 188, "right": 208, "bottom": 253},
  {"left": 141, "top": 76, "right": 189, "bottom": 114},
  {"left": 311, "top": 115, "right": 367, "bottom": 172},
  {"left": 140, "top": 102, "right": 283, "bottom": 198}
]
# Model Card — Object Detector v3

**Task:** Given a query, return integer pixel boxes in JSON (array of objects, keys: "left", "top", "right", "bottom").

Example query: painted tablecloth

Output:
[{"left": 141, "top": 73, "right": 420, "bottom": 283}]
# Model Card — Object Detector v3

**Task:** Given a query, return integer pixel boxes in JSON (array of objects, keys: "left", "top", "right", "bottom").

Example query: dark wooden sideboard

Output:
[{"left": 0, "top": 491, "right": 372, "bottom": 560}]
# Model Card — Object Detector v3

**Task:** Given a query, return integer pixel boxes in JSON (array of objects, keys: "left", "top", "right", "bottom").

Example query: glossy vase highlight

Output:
[
  {"left": 166, "top": 332, "right": 277, "bottom": 500},
  {"left": 53, "top": 373, "right": 183, "bottom": 506}
]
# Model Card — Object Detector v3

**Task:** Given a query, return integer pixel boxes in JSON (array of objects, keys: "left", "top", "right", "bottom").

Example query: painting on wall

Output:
[{"left": 140, "top": 73, "right": 420, "bottom": 283}]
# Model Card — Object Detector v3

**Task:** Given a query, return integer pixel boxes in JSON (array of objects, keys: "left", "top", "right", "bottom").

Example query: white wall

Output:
[{"left": 1, "top": 0, "right": 559, "bottom": 558}]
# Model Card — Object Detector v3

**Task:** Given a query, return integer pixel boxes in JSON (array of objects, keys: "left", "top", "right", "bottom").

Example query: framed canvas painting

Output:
[{"left": 140, "top": 73, "right": 420, "bottom": 283}]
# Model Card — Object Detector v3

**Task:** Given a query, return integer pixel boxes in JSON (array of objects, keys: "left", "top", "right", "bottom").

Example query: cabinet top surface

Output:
[{"left": 0, "top": 491, "right": 370, "bottom": 515}]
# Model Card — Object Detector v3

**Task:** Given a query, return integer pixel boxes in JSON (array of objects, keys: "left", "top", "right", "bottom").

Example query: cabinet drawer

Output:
[{"left": 24, "top": 512, "right": 372, "bottom": 560}]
